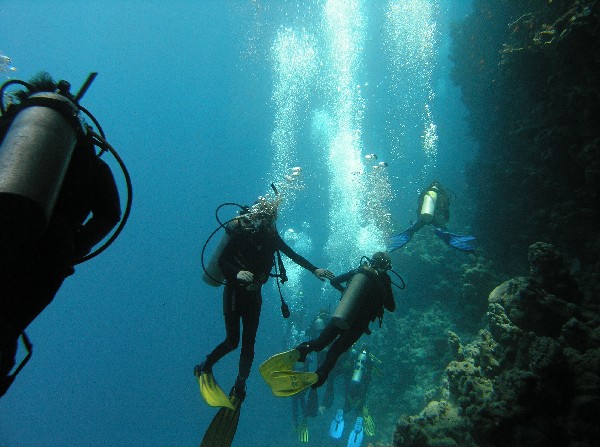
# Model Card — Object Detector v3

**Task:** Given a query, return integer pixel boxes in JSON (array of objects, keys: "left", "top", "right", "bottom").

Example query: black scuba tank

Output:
[
  {"left": 331, "top": 268, "right": 375, "bottom": 330},
  {"left": 0, "top": 91, "right": 82, "bottom": 257}
]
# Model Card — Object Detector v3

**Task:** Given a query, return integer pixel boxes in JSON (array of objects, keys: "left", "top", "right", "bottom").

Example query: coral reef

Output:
[
  {"left": 390, "top": 243, "right": 600, "bottom": 446},
  {"left": 369, "top": 229, "right": 501, "bottom": 440}
]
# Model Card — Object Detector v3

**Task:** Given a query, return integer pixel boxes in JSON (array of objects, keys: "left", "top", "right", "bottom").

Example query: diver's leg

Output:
[
  {"left": 199, "top": 312, "right": 241, "bottom": 374},
  {"left": 297, "top": 322, "right": 341, "bottom": 361},
  {"left": 238, "top": 300, "right": 261, "bottom": 382},
  {"left": 314, "top": 326, "right": 362, "bottom": 388},
  {"left": 1, "top": 263, "right": 67, "bottom": 397}
]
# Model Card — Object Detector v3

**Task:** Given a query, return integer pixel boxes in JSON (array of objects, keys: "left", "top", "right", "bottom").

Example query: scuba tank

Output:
[
  {"left": 0, "top": 89, "right": 83, "bottom": 256},
  {"left": 331, "top": 267, "right": 375, "bottom": 330},
  {"left": 351, "top": 350, "right": 368, "bottom": 384},
  {"left": 201, "top": 219, "right": 236, "bottom": 287},
  {"left": 419, "top": 188, "right": 437, "bottom": 223},
  {"left": 313, "top": 315, "right": 326, "bottom": 333}
]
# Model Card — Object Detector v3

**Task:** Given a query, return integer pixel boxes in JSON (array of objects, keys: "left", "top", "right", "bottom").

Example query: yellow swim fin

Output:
[
  {"left": 198, "top": 373, "right": 235, "bottom": 410},
  {"left": 363, "top": 406, "right": 375, "bottom": 436},
  {"left": 268, "top": 370, "right": 318, "bottom": 397},
  {"left": 259, "top": 349, "right": 300, "bottom": 384}
]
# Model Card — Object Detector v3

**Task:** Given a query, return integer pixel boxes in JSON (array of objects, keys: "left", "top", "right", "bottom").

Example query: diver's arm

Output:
[
  {"left": 276, "top": 233, "right": 318, "bottom": 272},
  {"left": 275, "top": 232, "right": 334, "bottom": 280},
  {"left": 75, "top": 158, "right": 121, "bottom": 256},
  {"left": 330, "top": 269, "right": 358, "bottom": 293}
]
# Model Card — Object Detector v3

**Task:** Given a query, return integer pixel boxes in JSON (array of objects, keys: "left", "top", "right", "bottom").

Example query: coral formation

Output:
[{"left": 390, "top": 243, "right": 600, "bottom": 446}]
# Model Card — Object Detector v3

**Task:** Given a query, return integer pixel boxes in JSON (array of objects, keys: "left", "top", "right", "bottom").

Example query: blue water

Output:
[{"left": 1, "top": 1, "right": 474, "bottom": 446}]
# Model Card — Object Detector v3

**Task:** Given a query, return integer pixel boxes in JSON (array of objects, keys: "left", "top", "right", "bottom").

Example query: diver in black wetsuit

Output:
[
  {"left": 195, "top": 197, "right": 334, "bottom": 399},
  {"left": 296, "top": 252, "right": 395, "bottom": 390},
  {"left": 0, "top": 72, "right": 122, "bottom": 397}
]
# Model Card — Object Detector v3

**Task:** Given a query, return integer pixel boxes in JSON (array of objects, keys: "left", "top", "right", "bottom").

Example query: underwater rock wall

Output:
[
  {"left": 450, "top": 0, "right": 600, "bottom": 302},
  {"left": 390, "top": 242, "right": 600, "bottom": 447}
]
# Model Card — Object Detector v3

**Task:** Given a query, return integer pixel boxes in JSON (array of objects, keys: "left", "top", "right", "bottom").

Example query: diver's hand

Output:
[
  {"left": 237, "top": 270, "right": 254, "bottom": 283},
  {"left": 313, "top": 268, "right": 335, "bottom": 281}
]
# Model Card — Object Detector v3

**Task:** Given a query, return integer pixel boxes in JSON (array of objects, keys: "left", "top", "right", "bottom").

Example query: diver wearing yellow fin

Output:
[
  {"left": 261, "top": 253, "right": 395, "bottom": 397},
  {"left": 194, "top": 192, "right": 333, "bottom": 412}
]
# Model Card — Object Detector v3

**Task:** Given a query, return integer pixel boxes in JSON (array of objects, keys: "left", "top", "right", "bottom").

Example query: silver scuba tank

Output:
[
  {"left": 0, "top": 92, "right": 80, "bottom": 256},
  {"left": 419, "top": 189, "right": 438, "bottom": 223},
  {"left": 351, "top": 350, "right": 368, "bottom": 384}
]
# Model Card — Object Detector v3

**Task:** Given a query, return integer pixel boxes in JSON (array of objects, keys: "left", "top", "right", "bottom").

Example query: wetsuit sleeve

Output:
[
  {"left": 275, "top": 232, "right": 318, "bottom": 273},
  {"left": 382, "top": 274, "right": 395, "bottom": 312},
  {"left": 75, "top": 157, "right": 121, "bottom": 255},
  {"left": 330, "top": 269, "right": 358, "bottom": 292}
]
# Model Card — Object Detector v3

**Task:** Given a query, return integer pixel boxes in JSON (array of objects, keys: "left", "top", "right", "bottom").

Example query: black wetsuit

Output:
[
  {"left": 0, "top": 134, "right": 121, "bottom": 392},
  {"left": 203, "top": 222, "right": 318, "bottom": 382},
  {"left": 301, "top": 266, "right": 394, "bottom": 387}
]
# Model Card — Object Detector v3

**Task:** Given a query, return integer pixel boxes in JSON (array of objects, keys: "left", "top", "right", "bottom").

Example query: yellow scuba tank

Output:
[
  {"left": 351, "top": 350, "right": 368, "bottom": 384},
  {"left": 0, "top": 91, "right": 81, "bottom": 255},
  {"left": 419, "top": 189, "right": 438, "bottom": 223},
  {"left": 331, "top": 267, "right": 375, "bottom": 330}
]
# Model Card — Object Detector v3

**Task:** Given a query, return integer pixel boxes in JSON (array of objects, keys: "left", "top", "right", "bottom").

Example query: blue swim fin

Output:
[
  {"left": 434, "top": 228, "right": 476, "bottom": 251},
  {"left": 329, "top": 408, "right": 344, "bottom": 439},
  {"left": 388, "top": 223, "right": 416, "bottom": 252},
  {"left": 347, "top": 417, "right": 364, "bottom": 447}
]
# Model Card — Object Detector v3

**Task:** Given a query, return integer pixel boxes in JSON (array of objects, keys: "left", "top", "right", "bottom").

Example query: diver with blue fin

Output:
[
  {"left": 260, "top": 252, "right": 400, "bottom": 404},
  {"left": 388, "top": 181, "right": 476, "bottom": 252},
  {"left": 329, "top": 346, "right": 379, "bottom": 446}
]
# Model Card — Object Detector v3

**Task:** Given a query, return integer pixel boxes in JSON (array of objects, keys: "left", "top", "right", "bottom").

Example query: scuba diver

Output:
[
  {"left": 259, "top": 252, "right": 396, "bottom": 405},
  {"left": 196, "top": 194, "right": 334, "bottom": 447},
  {"left": 194, "top": 193, "right": 334, "bottom": 405},
  {"left": 329, "top": 346, "right": 379, "bottom": 447},
  {"left": 388, "top": 181, "right": 476, "bottom": 252},
  {"left": 0, "top": 72, "right": 131, "bottom": 398}
]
